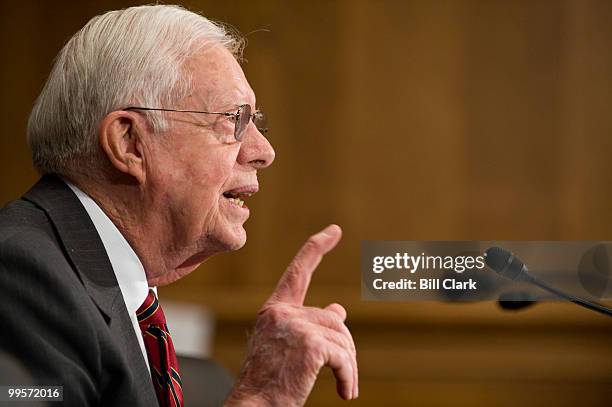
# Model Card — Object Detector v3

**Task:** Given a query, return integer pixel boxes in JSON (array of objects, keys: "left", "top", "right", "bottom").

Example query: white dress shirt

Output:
[{"left": 65, "top": 181, "right": 151, "bottom": 371}]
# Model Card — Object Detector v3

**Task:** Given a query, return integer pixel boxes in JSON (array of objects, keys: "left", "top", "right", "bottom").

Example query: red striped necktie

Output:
[{"left": 137, "top": 289, "right": 184, "bottom": 407}]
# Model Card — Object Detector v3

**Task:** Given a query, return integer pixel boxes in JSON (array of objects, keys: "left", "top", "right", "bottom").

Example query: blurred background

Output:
[{"left": 1, "top": 0, "right": 611, "bottom": 405}]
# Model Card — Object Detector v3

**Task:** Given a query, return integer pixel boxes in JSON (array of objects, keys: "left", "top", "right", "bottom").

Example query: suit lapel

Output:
[
  {"left": 23, "top": 175, "right": 156, "bottom": 402},
  {"left": 23, "top": 175, "right": 119, "bottom": 320}
]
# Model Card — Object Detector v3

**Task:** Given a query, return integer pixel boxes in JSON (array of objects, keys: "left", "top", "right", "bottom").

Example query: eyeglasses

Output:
[{"left": 124, "top": 104, "right": 268, "bottom": 142}]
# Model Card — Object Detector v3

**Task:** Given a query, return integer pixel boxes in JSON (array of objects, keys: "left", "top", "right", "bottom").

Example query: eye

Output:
[{"left": 226, "top": 112, "right": 239, "bottom": 123}]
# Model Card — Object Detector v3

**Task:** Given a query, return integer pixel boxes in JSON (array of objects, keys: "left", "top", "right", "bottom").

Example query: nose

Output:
[{"left": 237, "top": 124, "right": 275, "bottom": 169}]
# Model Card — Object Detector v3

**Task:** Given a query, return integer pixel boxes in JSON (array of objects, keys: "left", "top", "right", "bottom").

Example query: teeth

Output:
[{"left": 228, "top": 197, "right": 244, "bottom": 207}]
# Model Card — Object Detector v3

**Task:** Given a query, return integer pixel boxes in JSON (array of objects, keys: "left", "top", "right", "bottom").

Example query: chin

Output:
[
  {"left": 214, "top": 223, "right": 247, "bottom": 252},
  {"left": 225, "top": 226, "right": 247, "bottom": 251}
]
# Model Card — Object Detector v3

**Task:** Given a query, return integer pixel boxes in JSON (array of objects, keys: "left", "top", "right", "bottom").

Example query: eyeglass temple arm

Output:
[
  {"left": 124, "top": 107, "right": 266, "bottom": 131},
  {"left": 124, "top": 107, "right": 235, "bottom": 117}
]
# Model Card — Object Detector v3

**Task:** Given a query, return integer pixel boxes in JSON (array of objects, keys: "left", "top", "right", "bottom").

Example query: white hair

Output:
[{"left": 27, "top": 4, "right": 244, "bottom": 175}]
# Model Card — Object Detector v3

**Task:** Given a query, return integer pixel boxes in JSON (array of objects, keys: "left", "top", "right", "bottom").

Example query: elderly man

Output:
[{"left": 0, "top": 4, "right": 357, "bottom": 407}]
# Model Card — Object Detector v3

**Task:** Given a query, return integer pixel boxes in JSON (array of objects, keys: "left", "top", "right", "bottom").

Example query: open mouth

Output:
[{"left": 222, "top": 186, "right": 258, "bottom": 209}]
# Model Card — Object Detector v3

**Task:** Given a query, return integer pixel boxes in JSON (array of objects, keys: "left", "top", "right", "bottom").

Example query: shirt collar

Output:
[{"left": 64, "top": 180, "right": 150, "bottom": 315}]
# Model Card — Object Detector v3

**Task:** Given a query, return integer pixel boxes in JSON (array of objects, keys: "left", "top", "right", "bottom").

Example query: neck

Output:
[{"left": 68, "top": 174, "right": 214, "bottom": 286}]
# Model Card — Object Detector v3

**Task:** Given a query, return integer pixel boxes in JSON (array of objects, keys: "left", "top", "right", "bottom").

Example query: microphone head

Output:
[{"left": 484, "top": 246, "right": 528, "bottom": 280}]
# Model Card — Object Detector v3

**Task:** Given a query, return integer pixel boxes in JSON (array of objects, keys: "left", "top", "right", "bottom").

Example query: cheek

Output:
[
  {"left": 171, "top": 141, "right": 233, "bottom": 184},
  {"left": 183, "top": 149, "right": 238, "bottom": 210},
  {"left": 158, "top": 138, "right": 239, "bottom": 205},
  {"left": 195, "top": 153, "right": 236, "bottom": 192}
]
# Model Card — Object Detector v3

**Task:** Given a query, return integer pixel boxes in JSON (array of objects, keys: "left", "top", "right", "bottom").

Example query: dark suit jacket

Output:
[{"left": 0, "top": 175, "right": 158, "bottom": 406}]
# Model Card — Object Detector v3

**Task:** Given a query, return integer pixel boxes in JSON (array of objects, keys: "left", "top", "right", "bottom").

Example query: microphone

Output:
[{"left": 484, "top": 246, "right": 612, "bottom": 317}]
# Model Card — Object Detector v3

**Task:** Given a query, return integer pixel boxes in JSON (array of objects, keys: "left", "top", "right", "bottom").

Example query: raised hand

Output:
[{"left": 225, "top": 224, "right": 358, "bottom": 406}]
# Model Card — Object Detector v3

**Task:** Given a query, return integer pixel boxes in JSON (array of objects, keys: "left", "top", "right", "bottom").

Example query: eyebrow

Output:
[
  {"left": 215, "top": 87, "right": 256, "bottom": 108},
  {"left": 193, "top": 85, "right": 256, "bottom": 115}
]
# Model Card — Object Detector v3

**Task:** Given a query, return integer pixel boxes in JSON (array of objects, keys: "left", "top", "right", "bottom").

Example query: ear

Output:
[{"left": 98, "top": 111, "right": 147, "bottom": 184}]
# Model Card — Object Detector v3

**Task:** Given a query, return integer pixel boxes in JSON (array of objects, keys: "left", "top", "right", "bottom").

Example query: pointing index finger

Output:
[{"left": 267, "top": 224, "right": 342, "bottom": 306}]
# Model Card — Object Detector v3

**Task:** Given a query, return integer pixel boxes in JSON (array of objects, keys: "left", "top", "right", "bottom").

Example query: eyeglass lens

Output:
[
  {"left": 235, "top": 104, "right": 251, "bottom": 142},
  {"left": 235, "top": 104, "right": 269, "bottom": 142}
]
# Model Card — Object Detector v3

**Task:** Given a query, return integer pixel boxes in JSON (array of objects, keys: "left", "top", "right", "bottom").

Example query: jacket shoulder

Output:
[{"left": 0, "top": 198, "right": 56, "bottom": 246}]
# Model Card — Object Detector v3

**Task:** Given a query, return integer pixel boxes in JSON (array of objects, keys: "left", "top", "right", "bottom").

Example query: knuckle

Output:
[
  {"left": 260, "top": 303, "right": 292, "bottom": 323},
  {"left": 328, "top": 302, "right": 346, "bottom": 313},
  {"left": 336, "top": 332, "right": 351, "bottom": 349},
  {"left": 285, "top": 317, "right": 304, "bottom": 333},
  {"left": 328, "top": 310, "right": 344, "bottom": 325},
  {"left": 302, "top": 333, "right": 324, "bottom": 355},
  {"left": 339, "top": 350, "right": 351, "bottom": 364},
  {"left": 325, "top": 303, "right": 347, "bottom": 323},
  {"left": 284, "top": 263, "right": 304, "bottom": 280},
  {"left": 305, "top": 236, "right": 323, "bottom": 252},
  {"left": 337, "top": 329, "right": 356, "bottom": 354},
  {"left": 323, "top": 311, "right": 344, "bottom": 330}
]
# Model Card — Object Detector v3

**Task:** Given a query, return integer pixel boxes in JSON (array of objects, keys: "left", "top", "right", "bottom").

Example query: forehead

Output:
[{"left": 183, "top": 44, "right": 255, "bottom": 110}]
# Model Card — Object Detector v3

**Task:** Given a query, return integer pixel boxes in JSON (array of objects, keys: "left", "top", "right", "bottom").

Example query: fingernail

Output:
[{"left": 322, "top": 224, "right": 340, "bottom": 236}]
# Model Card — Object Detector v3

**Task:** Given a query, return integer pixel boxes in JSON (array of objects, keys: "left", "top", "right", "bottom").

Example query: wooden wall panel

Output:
[{"left": 1, "top": 1, "right": 611, "bottom": 406}]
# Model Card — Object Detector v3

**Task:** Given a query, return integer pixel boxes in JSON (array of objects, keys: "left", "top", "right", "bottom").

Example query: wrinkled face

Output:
[{"left": 145, "top": 44, "right": 275, "bottom": 268}]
